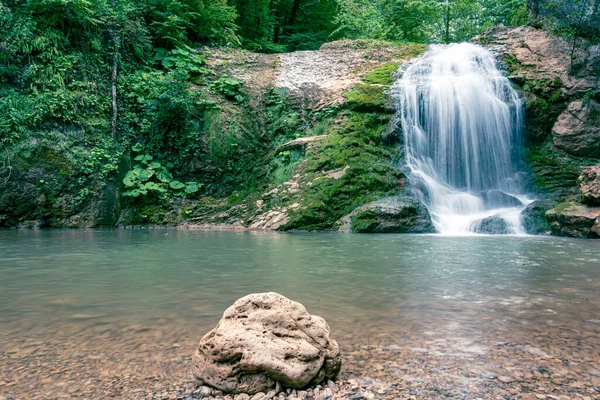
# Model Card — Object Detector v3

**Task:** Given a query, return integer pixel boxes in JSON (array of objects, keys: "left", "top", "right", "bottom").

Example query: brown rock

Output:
[
  {"left": 553, "top": 100, "right": 600, "bottom": 158},
  {"left": 193, "top": 293, "right": 341, "bottom": 394},
  {"left": 546, "top": 202, "right": 600, "bottom": 238},
  {"left": 579, "top": 164, "right": 600, "bottom": 206}
]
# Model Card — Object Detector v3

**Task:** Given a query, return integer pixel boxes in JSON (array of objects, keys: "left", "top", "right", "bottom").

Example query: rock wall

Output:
[{"left": 478, "top": 26, "right": 600, "bottom": 238}]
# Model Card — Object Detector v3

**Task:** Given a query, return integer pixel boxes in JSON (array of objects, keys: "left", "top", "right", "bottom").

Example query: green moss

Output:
[
  {"left": 526, "top": 141, "right": 588, "bottom": 201},
  {"left": 503, "top": 53, "right": 521, "bottom": 75},
  {"left": 551, "top": 201, "right": 582, "bottom": 215},
  {"left": 343, "top": 62, "right": 403, "bottom": 113},
  {"left": 362, "top": 62, "right": 401, "bottom": 86},
  {"left": 280, "top": 111, "right": 404, "bottom": 231},
  {"left": 344, "top": 83, "right": 389, "bottom": 112}
]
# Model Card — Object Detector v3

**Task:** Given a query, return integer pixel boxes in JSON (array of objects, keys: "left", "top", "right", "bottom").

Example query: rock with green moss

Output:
[
  {"left": 546, "top": 202, "right": 600, "bottom": 238},
  {"left": 337, "top": 194, "right": 434, "bottom": 233},
  {"left": 343, "top": 63, "right": 402, "bottom": 113}
]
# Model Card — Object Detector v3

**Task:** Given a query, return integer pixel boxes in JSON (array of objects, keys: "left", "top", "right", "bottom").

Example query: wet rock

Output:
[
  {"left": 480, "top": 191, "right": 523, "bottom": 208},
  {"left": 520, "top": 200, "right": 553, "bottom": 235},
  {"left": 337, "top": 193, "right": 435, "bottom": 233},
  {"left": 579, "top": 164, "right": 600, "bottom": 206},
  {"left": 193, "top": 293, "right": 341, "bottom": 394},
  {"left": 546, "top": 201, "right": 600, "bottom": 238},
  {"left": 474, "top": 215, "right": 510, "bottom": 234},
  {"left": 552, "top": 100, "right": 600, "bottom": 158}
]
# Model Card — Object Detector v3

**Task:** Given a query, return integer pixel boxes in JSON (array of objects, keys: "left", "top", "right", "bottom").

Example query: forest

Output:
[{"left": 0, "top": 0, "right": 598, "bottom": 227}]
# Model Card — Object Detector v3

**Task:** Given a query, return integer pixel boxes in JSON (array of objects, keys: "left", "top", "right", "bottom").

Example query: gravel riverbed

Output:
[{"left": 2, "top": 311, "right": 599, "bottom": 400}]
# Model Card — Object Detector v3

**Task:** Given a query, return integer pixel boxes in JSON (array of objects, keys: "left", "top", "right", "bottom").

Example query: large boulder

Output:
[
  {"left": 546, "top": 202, "right": 600, "bottom": 238},
  {"left": 336, "top": 194, "right": 435, "bottom": 233},
  {"left": 520, "top": 200, "right": 553, "bottom": 235},
  {"left": 552, "top": 100, "right": 600, "bottom": 158},
  {"left": 474, "top": 215, "right": 510, "bottom": 234},
  {"left": 192, "top": 293, "right": 341, "bottom": 395},
  {"left": 579, "top": 164, "right": 600, "bottom": 206}
]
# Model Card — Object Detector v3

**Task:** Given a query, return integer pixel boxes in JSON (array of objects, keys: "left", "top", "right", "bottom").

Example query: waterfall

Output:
[{"left": 393, "top": 43, "right": 530, "bottom": 235}]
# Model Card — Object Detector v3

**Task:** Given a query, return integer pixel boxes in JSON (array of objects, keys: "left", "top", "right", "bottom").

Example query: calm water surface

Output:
[
  {"left": 2, "top": 230, "right": 600, "bottom": 332},
  {"left": 1, "top": 230, "right": 600, "bottom": 398}
]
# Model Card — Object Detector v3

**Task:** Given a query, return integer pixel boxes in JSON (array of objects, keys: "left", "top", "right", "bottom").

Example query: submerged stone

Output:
[{"left": 192, "top": 293, "right": 341, "bottom": 394}]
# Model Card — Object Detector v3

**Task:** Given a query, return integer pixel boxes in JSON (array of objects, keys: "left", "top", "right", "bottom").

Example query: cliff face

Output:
[
  {"left": 478, "top": 26, "right": 600, "bottom": 237},
  {"left": 0, "top": 41, "right": 434, "bottom": 233},
  {"left": 2, "top": 28, "right": 598, "bottom": 237}
]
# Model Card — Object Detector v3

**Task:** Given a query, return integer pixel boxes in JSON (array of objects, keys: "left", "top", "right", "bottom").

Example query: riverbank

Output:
[{"left": 2, "top": 308, "right": 599, "bottom": 400}]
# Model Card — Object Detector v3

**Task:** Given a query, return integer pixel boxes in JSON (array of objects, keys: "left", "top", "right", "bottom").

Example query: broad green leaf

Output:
[
  {"left": 123, "top": 189, "right": 141, "bottom": 197},
  {"left": 169, "top": 180, "right": 186, "bottom": 190},
  {"left": 123, "top": 171, "right": 137, "bottom": 187},
  {"left": 185, "top": 182, "right": 201, "bottom": 194},
  {"left": 137, "top": 169, "right": 154, "bottom": 182},
  {"left": 144, "top": 182, "right": 161, "bottom": 191},
  {"left": 131, "top": 142, "right": 143, "bottom": 152},
  {"left": 156, "top": 169, "right": 173, "bottom": 182},
  {"left": 134, "top": 154, "right": 153, "bottom": 163}
]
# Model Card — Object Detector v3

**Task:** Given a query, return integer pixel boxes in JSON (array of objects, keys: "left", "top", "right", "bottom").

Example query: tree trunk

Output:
[
  {"left": 290, "top": 0, "right": 301, "bottom": 26},
  {"left": 527, "top": 0, "right": 542, "bottom": 28},
  {"left": 110, "top": 0, "right": 119, "bottom": 139},
  {"left": 111, "top": 49, "right": 118, "bottom": 139}
]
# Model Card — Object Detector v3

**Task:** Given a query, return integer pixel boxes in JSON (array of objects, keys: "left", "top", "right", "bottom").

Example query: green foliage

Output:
[
  {"left": 211, "top": 78, "right": 246, "bottom": 103},
  {"left": 540, "top": 0, "right": 600, "bottom": 71},
  {"left": 122, "top": 144, "right": 201, "bottom": 199},
  {"left": 334, "top": 0, "right": 528, "bottom": 43},
  {"left": 154, "top": 45, "right": 207, "bottom": 74}
]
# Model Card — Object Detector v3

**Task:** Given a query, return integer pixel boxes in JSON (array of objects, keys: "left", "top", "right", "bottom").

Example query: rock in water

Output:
[
  {"left": 474, "top": 215, "right": 510, "bottom": 234},
  {"left": 552, "top": 100, "right": 600, "bottom": 158},
  {"left": 546, "top": 202, "right": 600, "bottom": 238},
  {"left": 192, "top": 293, "right": 341, "bottom": 394},
  {"left": 520, "top": 200, "right": 553, "bottom": 235},
  {"left": 579, "top": 164, "right": 600, "bottom": 206}
]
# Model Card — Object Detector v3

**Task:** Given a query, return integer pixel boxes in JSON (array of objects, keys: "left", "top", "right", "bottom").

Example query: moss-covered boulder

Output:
[
  {"left": 336, "top": 193, "right": 434, "bottom": 233},
  {"left": 546, "top": 202, "right": 600, "bottom": 238}
]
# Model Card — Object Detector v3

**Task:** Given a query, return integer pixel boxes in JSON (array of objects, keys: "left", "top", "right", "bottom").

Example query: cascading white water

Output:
[{"left": 393, "top": 43, "right": 531, "bottom": 235}]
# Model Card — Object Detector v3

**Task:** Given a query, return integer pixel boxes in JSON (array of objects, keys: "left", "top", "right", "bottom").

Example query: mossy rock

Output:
[
  {"left": 340, "top": 194, "right": 434, "bottom": 233},
  {"left": 343, "top": 62, "right": 402, "bottom": 113},
  {"left": 344, "top": 83, "right": 391, "bottom": 113},
  {"left": 546, "top": 201, "right": 600, "bottom": 238}
]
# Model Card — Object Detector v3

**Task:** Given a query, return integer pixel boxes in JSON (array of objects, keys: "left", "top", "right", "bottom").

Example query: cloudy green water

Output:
[{"left": 1, "top": 229, "right": 600, "bottom": 342}]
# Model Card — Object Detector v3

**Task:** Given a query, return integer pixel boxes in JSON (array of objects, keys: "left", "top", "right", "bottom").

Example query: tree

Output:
[{"left": 541, "top": 0, "right": 600, "bottom": 71}]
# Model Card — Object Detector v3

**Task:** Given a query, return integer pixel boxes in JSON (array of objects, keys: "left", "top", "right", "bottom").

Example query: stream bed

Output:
[{"left": 1, "top": 229, "right": 600, "bottom": 399}]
